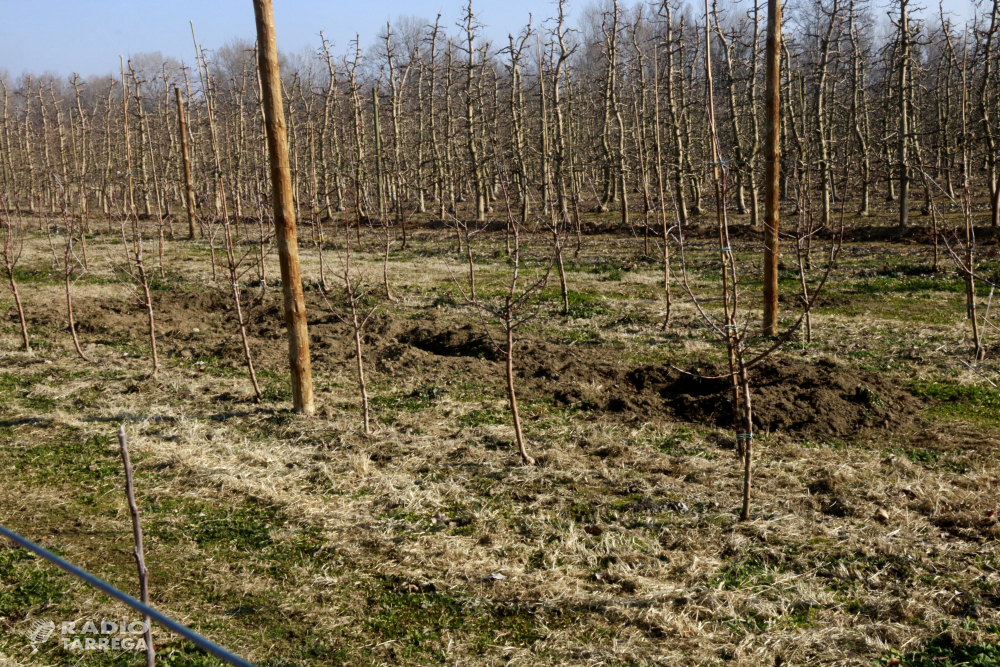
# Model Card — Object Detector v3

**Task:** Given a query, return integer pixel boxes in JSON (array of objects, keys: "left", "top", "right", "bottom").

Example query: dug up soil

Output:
[{"left": 21, "top": 288, "right": 924, "bottom": 439}]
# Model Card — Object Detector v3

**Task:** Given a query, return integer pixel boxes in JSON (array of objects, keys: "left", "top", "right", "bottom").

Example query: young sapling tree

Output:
[
  {"left": 107, "top": 193, "right": 160, "bottom": 375},
  {"left": 321, "top": 223, "right": 379, "bottom": 434},
  {"left": 0, "top": 196, "right": 30, "bottom": 353},
  {"left": 453, "top": 172, "right": 551, "bottom": 466},
  {"left": 61, "top": 212, "right": 92, "bottom": 362},
  {"left": 673, "top": 2, "right": 845, "bottom": 519}
]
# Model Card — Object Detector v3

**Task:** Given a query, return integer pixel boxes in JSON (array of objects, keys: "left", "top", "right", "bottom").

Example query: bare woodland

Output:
[{"left": 3, "top": 0, "right": 998, "bottom": 233}]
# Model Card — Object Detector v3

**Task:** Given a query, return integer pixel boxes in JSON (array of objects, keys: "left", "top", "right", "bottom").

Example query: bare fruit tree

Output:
[
  {"left": 61, "top": 213, "right": 92, "bottom": 362},
  {"left": 321, "top": 223, "right": 379, "bottom": 434},
  {"left": 672, "top": 0, "right": 845, "bottom": 520},
  {"left": 0, "top": 196, "right": 30, "bottom": 353},
  {"left": 453, "top": 172, "right": 551, "bottom": 466},
  {"left": 106, "top": 200, "right": 160, "bottom": 376}
]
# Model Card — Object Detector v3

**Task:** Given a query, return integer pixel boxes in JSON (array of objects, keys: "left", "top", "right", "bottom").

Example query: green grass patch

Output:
[
  {"left": 568, "top": 298, "right": 610, "bottom": 319},
  {"left": 458, "top": 408, "right": 505, "bottom": 428},
  {"left": 431, "top": 290, "right": 458, "bottom": 308},
  {"left": 5, "top": 429, "right": 125, "bottom": 489},
  {"left": 261, "top": 381, "right": 293, "bottom": 403},
  {"left": 879, "top": 638, "right": 1000, "bottom": 667},
  {"left": 818, "top": 293, "right": 965, "bottom": 325},
  {"left": 854, "top": 274, "right": 965, "bottom": 294},
  {"left": 561, "top": 328, "right": 601, "bottom": 344},
  {"left": 0, "top": 548, "right": 70, "bottom": 616},
  {"left": 361, "top": 576, "right": 541, "bottom": 659},
  {"left": 905, "top": 448, "right": 942, "bottom": 464},
  {"left": 713, "top": 554, "right": 788, "bottom": 590},
  {"left": 372, "top": 385, "right": 443, "bottom": 412},
  {"left": 652, "top": 428, "right": 717, "bottom": 459},
  {"left": 11, "top": 264, "right": 63, "bottom": 285},
  {"left": 23, "top": 395, "right": 57, "bottom": 412},
  {"left": 0, "top": 372, "right": 42, "bottom": 398},
  {"left": 656, "top": 428, "right": 695, "bottom": 454},
  {"left": 146, "top": 497, "right": 283, "bottom": 552},
  {"left": 912, "top": 380, "right": 1000, "bottom": 425}
]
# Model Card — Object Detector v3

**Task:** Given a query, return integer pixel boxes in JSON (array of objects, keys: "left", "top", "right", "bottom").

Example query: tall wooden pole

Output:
[
  {"left": 174, "top": 87, "right": 197, "bottom": 239},
  {"left": 252, "top": 0, "right": 315, "bottom": 415},
  {"left": 762, "top": 0, "right": 782, "bottom": 336}
]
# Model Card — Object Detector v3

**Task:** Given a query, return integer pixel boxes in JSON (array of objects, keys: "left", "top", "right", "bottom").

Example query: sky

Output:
[{"left": 0, "top": 0, "right": 979, "bottom": 80}]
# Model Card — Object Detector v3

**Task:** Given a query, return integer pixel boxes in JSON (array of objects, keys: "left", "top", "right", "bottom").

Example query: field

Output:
[{"left": 1, "top": 208, "right": 999, "bottom": 667}]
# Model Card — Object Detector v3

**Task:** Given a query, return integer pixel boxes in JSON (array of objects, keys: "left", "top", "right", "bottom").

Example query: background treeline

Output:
[{"left": 1, "top": 0, "right": 997, "bottom": 231}]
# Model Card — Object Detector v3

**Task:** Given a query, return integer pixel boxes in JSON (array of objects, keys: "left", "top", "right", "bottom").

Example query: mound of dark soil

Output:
[
  {"left": 674, "top": 220, "right": 1000, "bottom": 248},
  {"left": 844, "top": 224, "right": 1000, "bottom": 245},
  {"left": 24, "top": 285, "right": 922, "bottom": 438},
  {"left": 537, "top": 355, "right": 923, "bottom": 437},
  {"left": 71, "top": 289, "right": 233, "bottom": 342},
  {"left": 665, "top": 359, "right": 922, "bottom": 435},
  {"left": 398, "top": 324, "right": 501, "bottom": 361},
  {"left": 777, "top": 293, "right": 852, "bottom": 308}
]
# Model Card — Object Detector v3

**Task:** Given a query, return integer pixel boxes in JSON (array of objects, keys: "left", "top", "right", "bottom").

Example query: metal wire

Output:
[{"left": 0, "top": 523, "right": 258, "bottom": 667}]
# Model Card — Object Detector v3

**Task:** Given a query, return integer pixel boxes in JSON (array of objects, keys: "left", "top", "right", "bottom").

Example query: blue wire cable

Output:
[{"left": 0, "top": 523, "right": 258, "bottom": 667}]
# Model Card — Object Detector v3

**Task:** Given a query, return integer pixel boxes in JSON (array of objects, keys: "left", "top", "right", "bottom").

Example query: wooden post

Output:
[
  {"left": 175, "top": 87, "right": 197, "bottom": 239},
  {"left": 253, "top": 0, "right": 315, "bottom": 415},
  {"left": 762, "top": 0, "right": 781, "bottom": 337}
]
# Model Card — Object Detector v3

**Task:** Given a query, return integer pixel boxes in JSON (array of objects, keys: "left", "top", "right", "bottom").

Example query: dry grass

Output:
[{"left": 1, "top": 217, "right": 999, "bottom": 666}]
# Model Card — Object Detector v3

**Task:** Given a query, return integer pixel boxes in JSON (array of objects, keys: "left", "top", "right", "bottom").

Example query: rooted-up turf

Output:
[{"left": 21, "top": 290, "right": 925, "bottom": 437}]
